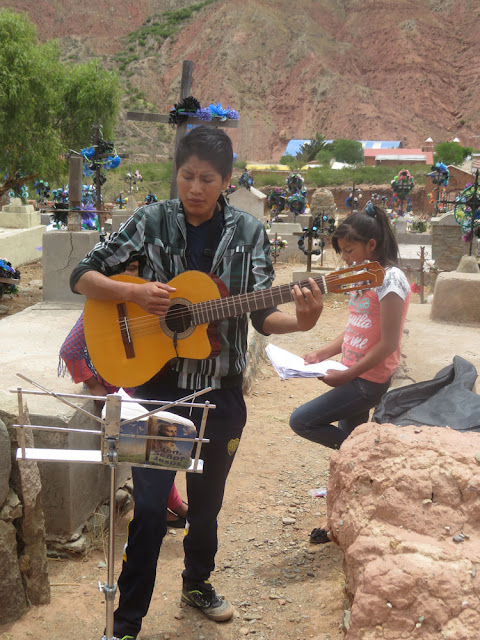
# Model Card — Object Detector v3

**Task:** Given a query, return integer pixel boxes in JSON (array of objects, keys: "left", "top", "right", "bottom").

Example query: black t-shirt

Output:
[{"left": 185, "top": 210, "right": 224, "bottom": 273}]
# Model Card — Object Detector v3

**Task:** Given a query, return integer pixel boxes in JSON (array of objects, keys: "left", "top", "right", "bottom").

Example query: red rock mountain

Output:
[{"left": 4, "top": 0, "right": 480, "bottom": 161}]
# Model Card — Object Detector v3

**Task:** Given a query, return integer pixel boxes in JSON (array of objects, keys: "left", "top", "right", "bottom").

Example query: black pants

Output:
[{"left": 113, "top": 381, "right": 247, "bottom": 639}]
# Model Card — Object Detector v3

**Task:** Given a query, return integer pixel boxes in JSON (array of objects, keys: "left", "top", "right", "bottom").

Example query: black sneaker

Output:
[{"left": 181, "top": 580, "right": 234, "bottom": 621}]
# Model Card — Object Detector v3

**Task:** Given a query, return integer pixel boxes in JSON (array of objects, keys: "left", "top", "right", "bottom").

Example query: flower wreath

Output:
[
  {"left": 34, "top": 179, "right": 50, "bottom": 199},
  {"left": 0, "top": 258, "right": 20, "bottom": 297},
  {"left": 345, "top": 189, "right": 362, "bottom": 208},
  {"left": 391, "top": 169, "right": 415, "bottom": 199},
  {"left": 267, "top": 187, "right": 286, "bottom": 212},
  {"left": 286, "top": 173, "right": 304, "bottom": 195},
  {"left": 428, "top": 162, "right": 449, "bottom": 186},
  {"left": 287, "top": 193, "right": 307, "bottom": 215},
  {"left": 238, "top": 170, "right": 254, "bottom": 190},
  {"left": 297, "top": 216, "right": 327, "bottom": 255},
  {"left": 454, "top": 182, "right": 480, "bottom": 242},
  {"left": 9, "top": 184, "right": 29, "bottom": 202},
  {"left": 168, "top": 96, "right": 239, "bottom": 125},
  {"left": 271, "top": 236, "right": 288, "bottom": 257},
  {"left": 81, "top": 134, "right": 121, "bottom": 180},
  {"left": 145, "top": 192, "right": 158, "bottom": 204}
]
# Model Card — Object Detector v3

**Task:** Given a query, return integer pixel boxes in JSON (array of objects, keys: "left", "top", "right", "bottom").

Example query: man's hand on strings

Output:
[
  {"left": 132, "top": 282, "right": 176, "bottom": 316},
  {"left": 291, "top": 278, "right": 323, "bottom": 331}
]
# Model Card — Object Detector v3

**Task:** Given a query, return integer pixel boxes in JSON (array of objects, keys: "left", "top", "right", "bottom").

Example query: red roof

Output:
[{"left": 364, "top": 148, "right": 433, "bottom": 164}]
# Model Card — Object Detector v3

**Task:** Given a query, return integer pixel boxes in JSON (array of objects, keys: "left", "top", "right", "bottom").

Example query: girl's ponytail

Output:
[{"left": 332, "top": 204, "right": 399, "bottom": 267}]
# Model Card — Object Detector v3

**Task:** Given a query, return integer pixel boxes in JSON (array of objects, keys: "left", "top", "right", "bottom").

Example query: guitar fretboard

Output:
[{"left": 191, "top": 277, "right": 326, "bottom": 325}]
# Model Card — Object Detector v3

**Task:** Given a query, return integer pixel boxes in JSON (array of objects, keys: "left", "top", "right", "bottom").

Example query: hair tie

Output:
[{"left": 365, "top": 202, "right": 376, "bottom": 217}]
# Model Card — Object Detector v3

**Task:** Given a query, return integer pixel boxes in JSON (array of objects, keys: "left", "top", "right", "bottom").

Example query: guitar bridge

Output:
[{"left": 117, "top": 303, "right": 135, "bottom": 359}]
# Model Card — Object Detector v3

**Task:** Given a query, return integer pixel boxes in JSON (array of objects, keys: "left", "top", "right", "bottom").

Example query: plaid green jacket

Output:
[{"left": 70, "top": 198, "right": 276, "bottom": 390}]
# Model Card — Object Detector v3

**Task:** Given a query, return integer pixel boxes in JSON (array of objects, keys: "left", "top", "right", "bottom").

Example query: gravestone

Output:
[
  {"left": 310, "top": 188, "right": 337, "bottom": 217},
  {"left": 431, "top": 211, "right": 466, "bottom": 271},
  {"left": 1, "top": 197, "right": 41, "bottom": 229},
  {"left": 229, "top": 186, "right": 267, "bottom": 222},
  {"left": 431, "top": 271, "right": 480, "bottom": 323},
  {"left": 111, "top": 195, "right": 138, "bottom": 233}
]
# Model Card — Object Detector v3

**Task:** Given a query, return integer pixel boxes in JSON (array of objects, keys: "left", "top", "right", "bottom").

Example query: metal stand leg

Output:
[{"left": 100, "top": 440, "right": 118, "bottom": 640}]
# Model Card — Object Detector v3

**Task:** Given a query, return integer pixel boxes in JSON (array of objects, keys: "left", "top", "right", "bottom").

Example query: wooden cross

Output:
[{"left": 126, "top": 60, "right": 239, "bottom": 199}]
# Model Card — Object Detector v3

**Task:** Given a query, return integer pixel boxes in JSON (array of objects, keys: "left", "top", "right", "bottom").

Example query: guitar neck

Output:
[{"left": 191, "top": 276, "right": 326, "bottom": 325}]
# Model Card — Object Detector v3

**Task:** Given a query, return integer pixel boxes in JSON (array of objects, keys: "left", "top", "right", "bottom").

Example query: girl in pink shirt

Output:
[{"left": 290, "top": 203, "right": 410, "bottom": 451}]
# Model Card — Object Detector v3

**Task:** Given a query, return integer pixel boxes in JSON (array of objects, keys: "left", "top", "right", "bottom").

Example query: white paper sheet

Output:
[{"left": 265, "top": 343, "right": 347, "bottom": 380}]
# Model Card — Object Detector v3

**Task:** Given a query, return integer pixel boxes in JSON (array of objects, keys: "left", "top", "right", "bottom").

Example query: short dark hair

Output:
[{"left": 175, "top": 125, "right": 234, "bottom": 179}]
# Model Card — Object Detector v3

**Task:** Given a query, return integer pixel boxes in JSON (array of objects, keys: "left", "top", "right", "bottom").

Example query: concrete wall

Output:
[
  {"left": 431, "top": 212, "right": 467, "bottom": 271},
  {"left": 42, "top": 230, "right": 100, "bottom": 303}
]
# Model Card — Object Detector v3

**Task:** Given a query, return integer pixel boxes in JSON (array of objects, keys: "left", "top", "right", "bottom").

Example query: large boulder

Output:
[
  {"left": 327, "top": 422, "right": 480, "bottom": 640},
  {"left": 0, "top": 418, "right": 11, "bottom": 507},
  {"left": 0, "top": 519, "right": 28, "bottom": 623}
]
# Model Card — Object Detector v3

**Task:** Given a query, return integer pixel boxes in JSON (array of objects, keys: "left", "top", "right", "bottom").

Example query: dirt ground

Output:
[{"left": 0, "top": 257, "right": 435, "bottom": 640}]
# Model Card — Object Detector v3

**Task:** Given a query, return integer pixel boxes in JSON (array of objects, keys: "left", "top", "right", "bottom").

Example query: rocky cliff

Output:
[{"left": 4, "top": 0, "right": 480, "bottom": 161}]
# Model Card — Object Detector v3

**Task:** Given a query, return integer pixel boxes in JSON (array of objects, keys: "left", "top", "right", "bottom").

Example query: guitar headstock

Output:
[{"left": 325, "top": 261, "right": 385, "bottom": 294}]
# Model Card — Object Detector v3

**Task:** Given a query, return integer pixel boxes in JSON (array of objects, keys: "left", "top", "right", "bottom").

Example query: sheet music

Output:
[{"left": 265, "top": 344, "right": 347, "bottom": 380}]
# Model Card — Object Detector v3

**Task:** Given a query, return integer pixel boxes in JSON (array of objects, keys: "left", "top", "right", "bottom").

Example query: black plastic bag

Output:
[{"left": 373, "top": 356, "right": 480, "bottom": 432}]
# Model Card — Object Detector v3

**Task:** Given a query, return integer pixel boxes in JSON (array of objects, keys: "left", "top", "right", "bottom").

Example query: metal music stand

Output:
[{"left": 11, "top": 373, "right": 213, "bottom": 640}]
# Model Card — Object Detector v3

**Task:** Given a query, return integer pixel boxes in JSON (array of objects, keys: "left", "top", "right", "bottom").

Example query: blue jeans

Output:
[{"left": 290, "top": 377, "right": 391, "bottom": 450}]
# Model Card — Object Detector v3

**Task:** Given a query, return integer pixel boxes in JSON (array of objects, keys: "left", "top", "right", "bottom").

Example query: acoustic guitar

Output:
[{"left": 84, "top": 262, "right": 385, "bottom": 388}]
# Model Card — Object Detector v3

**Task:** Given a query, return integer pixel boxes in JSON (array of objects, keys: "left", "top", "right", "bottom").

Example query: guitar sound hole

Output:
[{"left": 165, "top": 303, "right": 192, "bottom": 333}]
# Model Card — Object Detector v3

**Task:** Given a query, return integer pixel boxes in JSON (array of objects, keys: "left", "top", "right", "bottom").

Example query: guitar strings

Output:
[{"left": 97, "top": 266, "right": 379, "bottom": 337}]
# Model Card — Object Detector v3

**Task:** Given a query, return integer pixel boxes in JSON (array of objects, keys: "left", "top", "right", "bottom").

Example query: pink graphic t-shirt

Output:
[{"left": 341, "top": 266, "right": 410, "bottom": 383}]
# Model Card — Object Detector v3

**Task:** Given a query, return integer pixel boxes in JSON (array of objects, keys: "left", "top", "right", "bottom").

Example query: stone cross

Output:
[{"left": 126, "top": 60, "right": 239, "bottom": 199}]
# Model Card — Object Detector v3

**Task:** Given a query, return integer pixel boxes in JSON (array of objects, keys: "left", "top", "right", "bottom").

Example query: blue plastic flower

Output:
[
  {"left": 196, "top": 107, "right": 213, "bottom": 121},
  {"left": 81, "top": 146, "right": 96, "bottom": 160},
  {"left": 225, "top": 107, "right": 239, "bottom": 120},
  {"left": 208, "top": 103, "right": 229, "bottom": 119}
]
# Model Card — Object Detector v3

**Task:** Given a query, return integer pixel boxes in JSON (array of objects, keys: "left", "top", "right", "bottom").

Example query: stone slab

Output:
[
  {"left": 396, "top": 231, "right": 432, "bottom": 245},
  {"left": 267, "top": 231, "right": 304, "bottom": 261},
  {"left": 0, "top": 226, "right": 44, "bottom": 266},
  {"left": 431, "top": 271, "right": 480, "bottom": 324},
  {"left": 111, "top": 213, "right": 133, "bottom": 233},
  {"left": 2, "top": 198, "right": 35, "bottom": 215},
  {"left": 398, "top": 243, "right": 432, "bottom": 269},
  {"left": 296, "top": 214, "right": 312, "bottom": 228},
  {"left": 42, "top": 230, "right": 100, "bottom": 303},
  {"left": 0, "top": 211, "right": 41, "bottom": 229},
  {"left": 269, "top": 222, "right": 303, "bottom": 234}
]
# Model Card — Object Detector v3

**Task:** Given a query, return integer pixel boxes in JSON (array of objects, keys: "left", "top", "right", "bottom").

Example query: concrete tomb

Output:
[
  {"left": 229, "top": 186, "right": 267, "bottom": 221},
  {"left": 1, "top": 197, "right": 41, "bottom": 229}
]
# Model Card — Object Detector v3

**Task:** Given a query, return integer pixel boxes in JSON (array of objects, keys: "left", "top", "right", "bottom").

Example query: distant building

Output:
[
  {"left": 358, "top": 141, "right": 402, "bottom": 149},
  {"left": 423, "top": 137, "right": 434, "bottom": 153},
  {"left": 283, "top": 139, "right": 402, "bottom": 156},
  {"left": 363, "top": 148, "right": 434, "bottom": 166}
]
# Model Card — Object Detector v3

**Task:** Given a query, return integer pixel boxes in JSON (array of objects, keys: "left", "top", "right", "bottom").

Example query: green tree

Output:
[
  {"left": 433, "top": 141, "right": 472, "bottom": 166},
  {"left": 0, "top": 10, "right": 121, "bottom": 197},
  {"left": 330, "top": 139, "right": 364, "bottom": 164},
  {"left": 315, "top": 148, "right": 334, "bottom": 165},
  {"left": 296, "top": 134, "right": 328, "bottom": 163}
]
